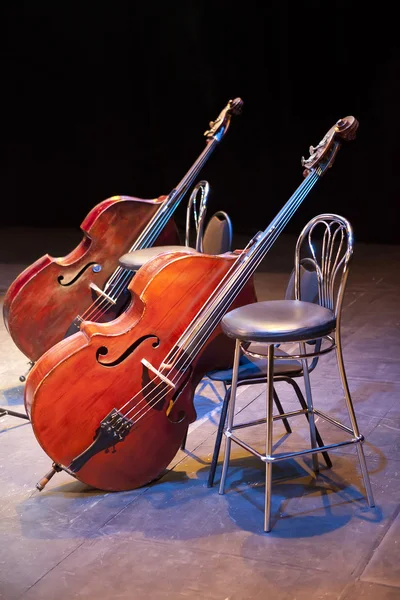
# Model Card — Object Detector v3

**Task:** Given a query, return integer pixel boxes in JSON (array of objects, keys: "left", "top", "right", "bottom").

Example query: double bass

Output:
[
  {"left": 25, "top": 116, "right": 358, "bottom": 492},
  {"left": 3, "top": 98, "right": 243, "bottom": 362}
]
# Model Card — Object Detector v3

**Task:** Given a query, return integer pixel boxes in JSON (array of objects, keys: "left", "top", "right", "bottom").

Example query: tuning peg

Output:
[
  {"left": 309, "top": 145, "right": 315, "bottom": 155},
  {"left": 209, "top": 121, "right": 215, "bottom": 128}
]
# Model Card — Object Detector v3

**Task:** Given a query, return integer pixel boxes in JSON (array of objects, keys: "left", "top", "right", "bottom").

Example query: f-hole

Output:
[
  {"left": 58, "top": 263, "right": 98, "bottom": 286},
  {"left": 96, "top": 335, "right": 160, "bottom": 367}
]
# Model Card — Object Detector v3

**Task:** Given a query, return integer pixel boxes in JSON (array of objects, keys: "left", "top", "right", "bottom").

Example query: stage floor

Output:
[{"left": 1, "top": 227, "right": 399, "bottom": 600}]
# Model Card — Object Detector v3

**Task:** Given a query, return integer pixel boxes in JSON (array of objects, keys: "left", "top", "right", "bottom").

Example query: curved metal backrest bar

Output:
[
  {"left": 185, "top": 180, "right": 210, "bottom": 252},
  {"left": 294, "top": 213, "right": 354, "bottom": 320}
]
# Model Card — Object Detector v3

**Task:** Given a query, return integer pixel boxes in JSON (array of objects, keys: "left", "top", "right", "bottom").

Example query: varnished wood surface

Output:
[
  {"left": 26, "top": 250, "right": 257, "bottom": 492},
  {"left": 3, "top": 195, "right": 179, "bottom": 360}
]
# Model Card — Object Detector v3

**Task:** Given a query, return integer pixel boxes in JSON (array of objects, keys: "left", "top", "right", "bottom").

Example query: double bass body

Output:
[
  {"left": 25, "top": 249, "right": 257, "bottom": 492},
  {"left": 3, "top": 195, "right": 179, "bottom": 361},
  {"left": 4, "top": 98, "right": 244, "bottom": 363}
]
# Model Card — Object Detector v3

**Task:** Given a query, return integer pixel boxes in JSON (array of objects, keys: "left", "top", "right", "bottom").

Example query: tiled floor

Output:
[{"left": 0, "top": 227, "right": 399, "bottom": 599}]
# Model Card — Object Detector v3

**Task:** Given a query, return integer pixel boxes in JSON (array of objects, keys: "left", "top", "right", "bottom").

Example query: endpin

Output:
[{"left": 36, "top": 462, "right": 63, "bottom": 491}]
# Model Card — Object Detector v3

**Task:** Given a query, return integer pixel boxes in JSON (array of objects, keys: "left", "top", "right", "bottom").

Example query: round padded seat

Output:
[
  {"left": 119, "top": 246, "right": 198, "bottom": 271},
  {"left": 221, "top": 300, "right": 336, "bottom": 344}
]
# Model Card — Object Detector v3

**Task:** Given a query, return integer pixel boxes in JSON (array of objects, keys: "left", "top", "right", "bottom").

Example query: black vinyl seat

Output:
[
  {"left": 222, "top": 300, "right": 336, "bottom": 343},
  {"left": 215, "top": 213, "right": 375, "bottom": 532}
]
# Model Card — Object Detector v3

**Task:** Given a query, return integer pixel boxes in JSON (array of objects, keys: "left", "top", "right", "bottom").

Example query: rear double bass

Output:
[
  {"left": 25, "top": 116, "right": 358, "bottom": 492},
  {"left": 4, "top": 98, "right": 243, "bottom": 362}
]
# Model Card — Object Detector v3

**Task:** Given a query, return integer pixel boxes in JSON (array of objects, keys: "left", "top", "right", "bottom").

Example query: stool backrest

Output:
[
  {"left": 202, "top": 211, "right": 233, "bottom": 255},
  {"left": 185, "top": 180, "right": 233, "bottom": 255},
  {"left": 294, "top": 214, "right": 354, "bottom": 319},
  {"left": 285, "top": 263, "right": 319, "bottom": 303}
]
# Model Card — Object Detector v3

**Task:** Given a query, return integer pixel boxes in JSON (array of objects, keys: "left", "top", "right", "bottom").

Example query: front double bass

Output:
[
  {"left": 3, "top": 98, "right": 243, "bottom": 362},
  {"left": 25, "top": 116, "right": 358, "bottom": 492}
]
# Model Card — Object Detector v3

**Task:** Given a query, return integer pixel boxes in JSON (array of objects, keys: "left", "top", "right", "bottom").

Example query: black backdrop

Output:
[{"left": 2, "top": 2, "right": 399, "bottom": 244}]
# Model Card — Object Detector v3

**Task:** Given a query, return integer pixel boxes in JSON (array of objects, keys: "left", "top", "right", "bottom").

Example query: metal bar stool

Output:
[
  {"left": 217, "top": 213, "right": 375, "bottom": 532},
  {"left": 206, "top": 260, "right": 333, "bottom": 489}
]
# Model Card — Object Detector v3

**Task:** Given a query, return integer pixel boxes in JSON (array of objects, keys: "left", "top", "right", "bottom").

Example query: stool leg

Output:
[
  {"left": 264, "top": 344, "right": 275, "bottom": 532},
  {"left": 283, "top": 378, "right": 332, "bottom": 468},
  {"left": 273, "top": 388, "right": 292, "bottom": 434},
  {"left": 219, "top": 340, "right": 241, "bottom": 495},
  {"left": 210, "top": 381, "right": 292, "bottom": 488},
  {"left": 300, "top": 342, "right": 319, "bottom": 473},
  {"left": 208, "top": 384, "right": 230, "bottom": 488},
  {"left": 335, "top": 337, "right": 375, "bottom": 507}
]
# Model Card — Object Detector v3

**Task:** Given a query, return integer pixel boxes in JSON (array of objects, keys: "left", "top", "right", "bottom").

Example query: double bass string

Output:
[
  {"left": 117, "top": 171, "right": 320, "bottom": 425},
  {"left": 131, "top": 143, "right": 218, "bottom": 250},
  {"left": 162, "top": 171, "right": 320, "bottom": 370},
  {"left": 114, "top": 240, "right": 258, "bottom": 419},
  {"left": 118, "top": 171, "right": 319, "bottom": 423},
  {"left": 115, "top": 242, "right": 256, "bottom": 417},
  {"left": 83, "top": 142, "right": 217, "bottom": 322},
  {"left": 119, "top": 179, "right": 317, "bottom": 426},
  {"left": 78, "top": 141, "right": 218, "bottom": 324}
]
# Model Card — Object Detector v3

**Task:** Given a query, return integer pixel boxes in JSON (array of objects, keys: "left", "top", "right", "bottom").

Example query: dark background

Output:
[{"left": 1, "top": 2, "right": 398, "bottom": 245}]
